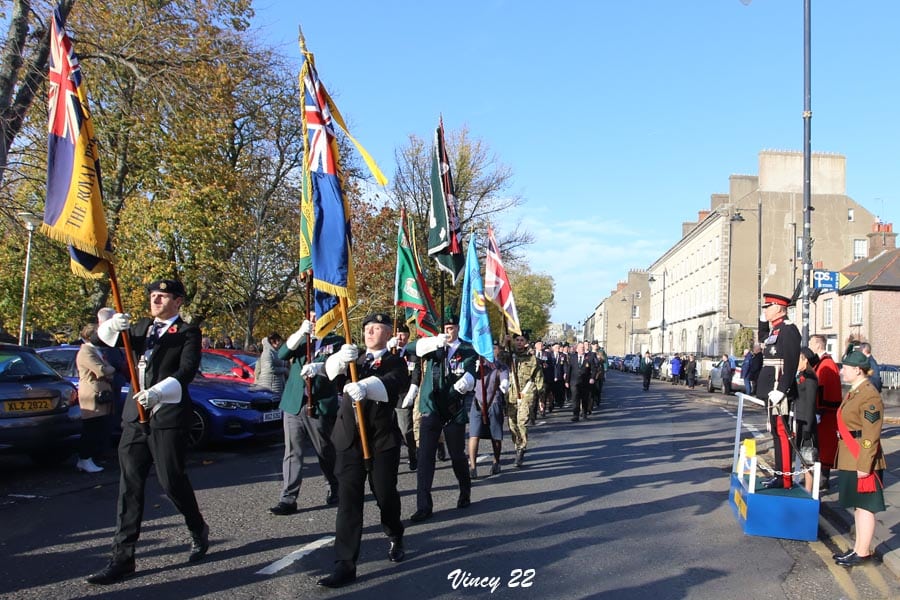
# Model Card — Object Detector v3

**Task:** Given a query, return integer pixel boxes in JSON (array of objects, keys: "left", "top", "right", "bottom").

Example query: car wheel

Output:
[
  {"left": 188, "top": 407, "right": 210, "bottom": 449},
  {"left": 707, "top": 378, "right": 714, "bottom": 393}
]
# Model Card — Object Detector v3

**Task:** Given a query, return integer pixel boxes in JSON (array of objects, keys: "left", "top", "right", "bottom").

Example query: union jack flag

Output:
[
  {"left": 42, "top": 8, "right": 112, "bottom": 279},
  {"left": 484, "top": 226, "right": 521, "bottom": 335}
]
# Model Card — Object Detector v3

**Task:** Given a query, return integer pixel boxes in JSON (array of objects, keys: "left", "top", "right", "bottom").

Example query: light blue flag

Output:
[{"left": 459, "top": 234, "right": 495, "bottom": 362}]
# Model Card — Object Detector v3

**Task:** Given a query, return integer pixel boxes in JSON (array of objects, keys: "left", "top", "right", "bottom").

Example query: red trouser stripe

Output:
[{"left": 775, "top": 415, "right": 792, "bottom": 487}]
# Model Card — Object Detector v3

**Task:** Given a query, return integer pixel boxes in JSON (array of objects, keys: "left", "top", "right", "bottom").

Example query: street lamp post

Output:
[
  {"left": 732, "top": 194, "right": 763, "bottom": 340},
  {"left": 648, "top": 270, "right": 667, "bottom": 354},
  {"left": 17, "top": 211, "right": 43, "bottom": 346}
]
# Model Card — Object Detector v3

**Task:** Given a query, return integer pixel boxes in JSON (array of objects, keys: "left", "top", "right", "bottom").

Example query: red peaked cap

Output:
[{"left": 762, "top": 293, "right": 791, "bottom": 308}]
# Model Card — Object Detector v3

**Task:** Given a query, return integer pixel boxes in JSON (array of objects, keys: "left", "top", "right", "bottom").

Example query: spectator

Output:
[
  {"left": 747, "top": 343, "right": 763, "bottom": 395},
  {"left": 858, "top": 343, "right": 883, "bottom": 393},
  {"left": 685, "top": 354, "right": 697, "bottom": 389},
  {"left": 75, "top": 323, "right": 115, "bottom": 474},
  {"left": 741, "top": 349, "right": 753, "bottom": 395},
  {"left": 795, "top": 348, "right": 819, "bottom": 493},
  {"left": 670, "top": 355, "right": 682, "bottom": 385},
  {"left": 720, "top": 354, "right": 733, "bottom": 395},
  {"left": 254, "top": 332, "right": 287, "bottom": 398}
]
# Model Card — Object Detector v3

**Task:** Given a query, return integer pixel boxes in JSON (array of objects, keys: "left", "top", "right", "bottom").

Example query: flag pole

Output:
[
  {"left": 339, "top": 295, "right": 372, "bottom": 469},
  {"left": 479, "top": 360, "right": 489, "bottom": 425},
  {"left": 107, "top": 264, "right": 148, "bottom": 424},
  {"left": 301, "top": 269, "right": 315, "bottom": 417}
]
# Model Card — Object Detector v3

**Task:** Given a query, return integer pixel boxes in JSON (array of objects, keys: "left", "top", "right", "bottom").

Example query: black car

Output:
[{"left": 0, "top": 343, "right": 81, "bottom": 463}]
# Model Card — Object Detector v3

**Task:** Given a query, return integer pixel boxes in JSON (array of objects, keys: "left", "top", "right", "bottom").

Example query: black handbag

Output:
[{"left": 95, "top": 389, "right": 114, "bottom": 405}]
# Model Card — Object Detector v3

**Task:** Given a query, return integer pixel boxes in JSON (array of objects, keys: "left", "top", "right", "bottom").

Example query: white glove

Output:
[
  {"left": 134, "top": 388, "right": 161, "bottom": 409},
  {"left": 338, "top": 344, "right": 359, "bottom": 364},
  {"left": 325, "top": 344, "right": 359, "bottom": 380},
  {"left": 386, "top": 336, "right": 399, "bottom": 351},
  {"left": 768, "top": 389, "right": 785, "bottom": 404},
  {"left": 300, "top": 362, "right": 324, "bottom": 379},
  {"left": 415, "top": 333, "right": 448, "bottom": 357},
  {"left": 453, "top": 372, "right": 476, "bottom": 394},
  {"left": 768, "top": 389, "right": 787, "bottom": 415},
  {"left": 401, "top": 384, "right": 418, "bottom": 409},
  {"left": 343, "top": 381, "right": 367, "bottom": 403},
  {"left": 286, "top": 320, "right": 313, "bottom": 350},
  {"left": 499, "top": 378, "right": 510, "bottom": 395},
  {"left": 110, "top": 313, "right": 131, "bottom": 332}
]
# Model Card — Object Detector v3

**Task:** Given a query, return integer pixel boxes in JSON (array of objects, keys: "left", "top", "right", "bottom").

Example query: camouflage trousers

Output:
[{"left": 507, "top": 395, "right": 531, "bottom": 451}]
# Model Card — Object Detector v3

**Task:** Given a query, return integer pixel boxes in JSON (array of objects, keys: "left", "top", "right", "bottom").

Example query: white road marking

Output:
[{"left": 255, "top": 536, "right": 335, "bottom": 575}]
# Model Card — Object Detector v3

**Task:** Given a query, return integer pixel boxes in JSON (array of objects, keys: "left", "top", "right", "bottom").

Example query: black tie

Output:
[
  {"left": 147, "top": 321, "right": 165, "bottom": 350},
  {"left": 364, "top": 353, "right": 374, "bottom": 371}
]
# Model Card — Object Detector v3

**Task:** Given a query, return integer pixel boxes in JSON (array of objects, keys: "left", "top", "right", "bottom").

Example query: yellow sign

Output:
[
  {"left": 838, "top": 272, "right": 852, "bottom": 289},
  {"left": 742, "top": 438, "right": 756, "bottom": 458},
  {"left": 733, "top": 488, "right": 747, "bottom": 519}
]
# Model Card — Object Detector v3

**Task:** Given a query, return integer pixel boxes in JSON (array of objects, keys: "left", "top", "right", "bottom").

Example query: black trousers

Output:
[
  {"left": 642, "top": 372, "right": 651, "bottom": 390},
  {"left": 112, "top": 422, "right": 205, "bottom": 563},
  {"left": 551, "top": 380, "right": 566, "bottom": 408},
  {"left": 416, "top": 413, "right": 470, "bottom": 512},
  {"left": 79, "top": 415, "right": 108, "bottom": 459},
  {"left": 572, "top": 381, "right": 592, "bottom": 417},
  {"left": 333, "top": 441, "right": 403, "bottom": 565}
]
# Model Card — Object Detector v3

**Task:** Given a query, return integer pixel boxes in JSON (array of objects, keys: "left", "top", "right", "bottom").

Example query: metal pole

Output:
[
  {"left": 18, "top": 224, "right": 35, "bottom": 346},
  {"left": 801, "top": 0, "right": 813, "bottom": 346},
  {"left": 757, "top": 192, "right": 763, "bottom": 339},
  {"left": 661, "top": 270, "right": 667, "bottom": 354}
]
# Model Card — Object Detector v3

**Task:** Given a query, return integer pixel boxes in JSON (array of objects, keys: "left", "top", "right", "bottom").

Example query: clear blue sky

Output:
[{"left": 251, "top": 0, "right": 900, "bottom": 327}]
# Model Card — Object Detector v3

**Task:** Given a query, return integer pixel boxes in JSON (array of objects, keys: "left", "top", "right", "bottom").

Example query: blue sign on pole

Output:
[{"left": 812, "top": 270, "right": 838, "bottom": 290}]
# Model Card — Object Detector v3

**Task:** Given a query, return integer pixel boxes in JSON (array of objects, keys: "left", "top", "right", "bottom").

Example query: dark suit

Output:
[
  {"left": 568, "top": 353, "right": 600, "bottom": 419},
  {"left": 550, "top": 352, "right": 567, "bottom": 408},
  {"left": 111, "top": 316, "right": 205, "bottom": 564},
  {"left": 394, "top": 347, "right": 421, "bottom": 465},
  {"left": 330, "top": 349, "right": 409, "bottom": 566}
]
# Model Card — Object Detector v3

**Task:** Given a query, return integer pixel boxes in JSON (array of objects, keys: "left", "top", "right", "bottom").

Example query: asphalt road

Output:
[{"left": 2, "top": 371, "right": 898, "bottom": 599}]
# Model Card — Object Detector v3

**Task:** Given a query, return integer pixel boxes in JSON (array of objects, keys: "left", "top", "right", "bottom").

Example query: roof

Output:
[{"left": 839, "top": 248, "right": 900, "bottom": 294}]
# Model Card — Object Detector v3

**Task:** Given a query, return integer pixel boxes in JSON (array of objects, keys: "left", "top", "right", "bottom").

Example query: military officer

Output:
[
  {"left": 508, "top": 332, "right": 544, "bottom": 467},
  {"left": 406, "top": 313, "right": 477, "bottom": 522},
  {"left": 756, "top": 292, "right": 801, "bottom": 489}
]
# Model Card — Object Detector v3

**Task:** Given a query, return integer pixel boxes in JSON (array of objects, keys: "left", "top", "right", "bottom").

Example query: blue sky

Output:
[{"left": 251, "top": 0, "right": 900, "bottom": 326}]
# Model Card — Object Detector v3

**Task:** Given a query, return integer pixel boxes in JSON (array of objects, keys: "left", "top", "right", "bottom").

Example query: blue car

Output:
[{"left": 37, "top": 345, "right": 282, "bottom": 448}]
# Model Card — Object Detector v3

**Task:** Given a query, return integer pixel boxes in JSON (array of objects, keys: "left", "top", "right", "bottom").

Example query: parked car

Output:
[
  {"left": 707, "top": 357, "right": 744, "bottom": 393},
  {"left": 0, "top": 343, "right": 81, "bottom": 463},
  {"left": 200, "top": 349, "right": 258, "bottom": 382},
  {"left": 37, "top": 345, "right": 280, "bottom": 448},
  {"left": 622, "top": 354, "right": 639, "bottom": 373},
  {"left": 651, "top": 355, "right": 665, "bottom": 379}
]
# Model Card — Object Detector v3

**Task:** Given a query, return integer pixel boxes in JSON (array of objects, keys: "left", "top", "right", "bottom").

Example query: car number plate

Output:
[
  {"left": 4, "top": 399, "right": 53, "bottom": 412},
  {"left": 263, "top": 409, "right": 282, "bottom": 422}
]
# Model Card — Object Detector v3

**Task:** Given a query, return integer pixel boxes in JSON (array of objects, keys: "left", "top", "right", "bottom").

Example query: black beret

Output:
[
  {"left": 396, "top": 323, "right": 410, "bottom": 334},
  {"left": 362, "top": 312, "right": 392, "bottom": 327},
  {"left": 147, "top": 279, "right": 186, "bottom": 298}
]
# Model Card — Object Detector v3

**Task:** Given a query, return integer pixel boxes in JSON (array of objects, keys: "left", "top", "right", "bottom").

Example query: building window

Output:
[
  {"left": 853, "top": 239, "right": 867, "bottom": 260},
  {"left": 796, "top": 237, "right": 803, "bottom": 259},
  {"left": 851, "top": 294, "right": 863, "bottom": 325},
  {"left": 848, "top": 208, "right": 855, "bottom": 222},
  {"left": 823, "top": 298, "right": 833, "bottom": 328},
  {"left": 635, "top": 291, "right": 642, "bottom": 299}
]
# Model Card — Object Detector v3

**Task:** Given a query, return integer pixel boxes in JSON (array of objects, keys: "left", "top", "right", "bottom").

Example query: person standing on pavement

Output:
[
  {"left": 670, "top": 354, "right": 682, "bottom": 385},
  {"left": 316, "top": 312, "right": 410, "bottom": 588},
  {"left": 831, "top": 350, "right": 887, "bottom": 568},
  {"left": 508, "top": 332, "right": 543, "bottom": 467},
  {"left": 810, "top": 334, "right": 841, "bottom": 489},
  {"left": 756, "top": 293, "right": 801, "bottom": 490},
  {"left": 741, "top": 349, "right": 753, "bottom": 395},
  {"left": 747, "top": 343, "right": 763, "bottom": 396},
  {"left": 720, "top": 354, "right": 734, "bottom": 395},
  {"left": 795, "top": 348, "right": 820, "bottom": 493},
  {"left": 859, "top": 342, "right": 883, "bottom": 393},
  {"left": 75, "top": 323, "right": 115, "bottom": 474},
  {"left": 406, "top": 314, "right": 476, "bottom": 522},
  {"left": 86, "top": 279, "right": 209, "bottom": 585},
  {"left": 685, "top": 354, "right": 697, "bottom": 389},
  {"left": 640, "top": 350, "right": 653, "bottom": 391},
  {"left": 255, "top": 332, "right": 287, "bottom": 398},
  {"left": 388, "top": 323, "right": 420, "bottom": 472},
  {"left": 269, "top": 316, "right": 343, "bottom": 516}
]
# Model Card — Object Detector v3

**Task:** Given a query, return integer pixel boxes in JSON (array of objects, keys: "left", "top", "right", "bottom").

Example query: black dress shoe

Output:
[
  {"left": 388, "top": 539, "right": 405, "bottom": 562},
  {"left": 325, "top": 487, "right": 339, "bottom": 506},
  {"left": 188, "top": 523, "right": 209, "bottom": 563},
  {"left": 85, "top": 559, "right": 135, "bottom": 585},
  {"left": 408, "top": 457, "right": 418, "bottom": 472},
  {"left": 317, "top": 563, "right": 357, "bottom": 588},
  {"left": 835, "top": 551, "right": 873, "bottom": 567},
  {"left": 832, "top": 548, "right": 856, "bottom": 560},
  {"left": 469, "top": 467, "right": 478, "bottom": 479},
  {"left": 491, "top": 462, "right": 501, "bottom": 475},
  {"left": 437, "top": 443, "right": 448, "bottom": 461},
  {"left": 457, "top": 496, "right": 471, "bottom": 509},
  {"left": 409, "top": 509, "right": 433, "bottom": 522},
  {"left": 269, "top": 502, "right": 297, "bottom": 516},
  {"left": 761, "top": 477, "right": 785, "bottom": 489}
]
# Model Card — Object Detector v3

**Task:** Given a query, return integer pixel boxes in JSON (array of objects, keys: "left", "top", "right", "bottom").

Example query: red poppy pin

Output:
[{"left": 167, "top": 325, "right": 178, "bottom": 335}]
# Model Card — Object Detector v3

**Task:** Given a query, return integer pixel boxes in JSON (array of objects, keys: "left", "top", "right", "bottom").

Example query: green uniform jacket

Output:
[
  {"left": 407, "top": 339, "right": 478, "bottom": 425},
  {"left": 277, "top": 334, "right": 344, "bottom": 417},
  {"left": 510, "top": 350, "right": 543, "bottom": 403}
]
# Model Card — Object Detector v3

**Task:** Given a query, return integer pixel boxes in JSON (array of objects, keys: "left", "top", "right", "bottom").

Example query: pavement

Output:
[{"left": 688, "top": 385, "right": 900, "bottom": 577}]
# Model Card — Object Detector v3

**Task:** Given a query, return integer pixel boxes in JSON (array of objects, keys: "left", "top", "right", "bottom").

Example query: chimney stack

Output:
[{"left": 868, "top": 221, "right": 897, "bottom": 258}]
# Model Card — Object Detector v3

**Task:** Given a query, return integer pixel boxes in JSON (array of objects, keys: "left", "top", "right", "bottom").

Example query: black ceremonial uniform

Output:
[{"left": 756, "top": 315, "right": 801, "bottom": 488}]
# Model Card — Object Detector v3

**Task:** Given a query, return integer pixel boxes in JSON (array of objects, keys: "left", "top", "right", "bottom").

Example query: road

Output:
[{"left": 1, "top": 371, "right": 898, "bottom": 599}]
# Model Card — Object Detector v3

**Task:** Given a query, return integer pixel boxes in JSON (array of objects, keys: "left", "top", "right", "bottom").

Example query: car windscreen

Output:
[{"left": 0, "top": 350, "right": 62, "bottom": 382}]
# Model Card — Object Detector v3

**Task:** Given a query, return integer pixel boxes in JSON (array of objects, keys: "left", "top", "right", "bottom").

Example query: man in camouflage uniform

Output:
[{"left": 508, "top": 332, "right": 544, "bottom": 468}]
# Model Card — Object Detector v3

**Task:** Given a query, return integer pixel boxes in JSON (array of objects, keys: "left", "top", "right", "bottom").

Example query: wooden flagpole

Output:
[
  {"left": 339, "top": 296, "right": 372, "bottom": 467},
  {"left": 107, "top": 264, "right": 148, "bottom": 424},
  {"left": 302, "top": 270, "right": 314, "bottom": 417}
]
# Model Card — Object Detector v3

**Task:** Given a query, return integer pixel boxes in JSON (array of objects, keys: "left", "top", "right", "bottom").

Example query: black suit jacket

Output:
[
  {"left": 121, "top": 316, "right": 201, "bottom": 429},
  {"left": 331, "top": 351, "right": 410, "bottom": 453},
  {"left": 567, "top": 353, "right": 599, "bottom": 385}
]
